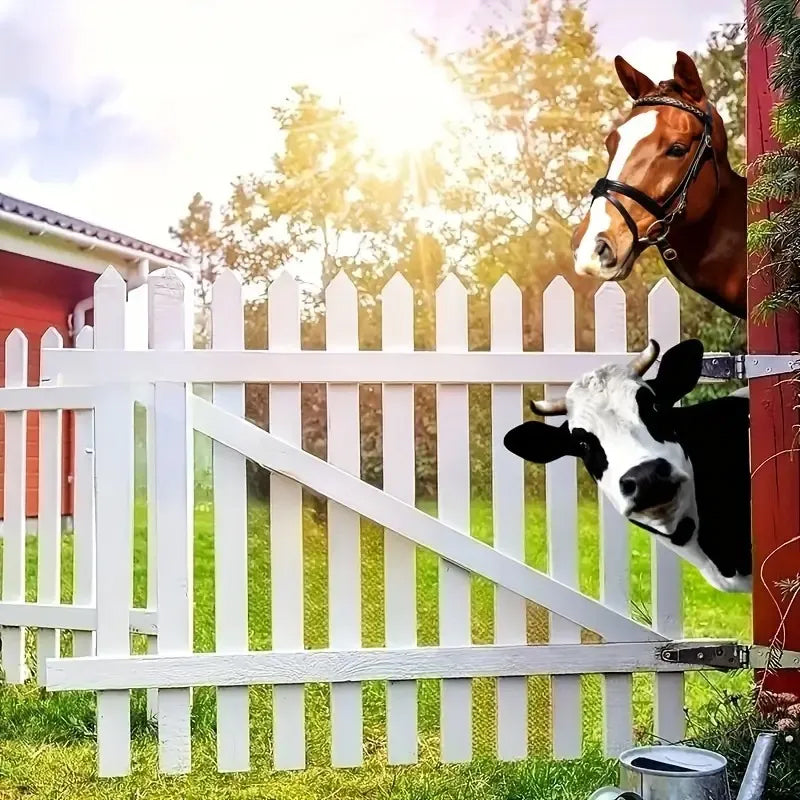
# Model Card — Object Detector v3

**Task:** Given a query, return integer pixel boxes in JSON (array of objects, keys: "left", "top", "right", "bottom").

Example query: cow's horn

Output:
[
  {"left": 529, "top": 397, "right": 567, "bottom": 416},
  {"left": 629, "top": 339, "right": 660, "bottom": 376}
]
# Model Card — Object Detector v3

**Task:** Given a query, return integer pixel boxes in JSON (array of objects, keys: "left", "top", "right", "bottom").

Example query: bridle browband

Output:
[{"left": 590, "top": 95, "right": 718, "bottom": 265}]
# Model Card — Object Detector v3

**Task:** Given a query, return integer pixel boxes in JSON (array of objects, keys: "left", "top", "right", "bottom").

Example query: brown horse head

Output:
[{"left": 572, "top": 51, "right": 731, "bottom": 282}]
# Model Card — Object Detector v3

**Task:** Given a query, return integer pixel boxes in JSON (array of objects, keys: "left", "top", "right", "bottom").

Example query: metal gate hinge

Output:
[
  {"left": 660, "top": 641, "right": 748, "bottom": 670},
  {"left": 701, "top": 354, "right": 800, "bottom": 381},
  {"left": 660, "top": 641, "right": 800, "bottom": 671}
]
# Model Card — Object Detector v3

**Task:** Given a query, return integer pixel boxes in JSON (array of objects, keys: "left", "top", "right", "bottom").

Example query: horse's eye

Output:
[{"left": 666, "top": 143, "right": 689, "bottom": 158}]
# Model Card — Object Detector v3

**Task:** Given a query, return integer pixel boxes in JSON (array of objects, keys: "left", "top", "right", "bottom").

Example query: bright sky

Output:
[{"left": 0, "top": 0, "right": 744, "bottom": 252}]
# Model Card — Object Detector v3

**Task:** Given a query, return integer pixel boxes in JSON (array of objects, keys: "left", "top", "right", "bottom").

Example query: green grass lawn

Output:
[{"left": 0, "top": 495, "right": 751, "bottom": 799}]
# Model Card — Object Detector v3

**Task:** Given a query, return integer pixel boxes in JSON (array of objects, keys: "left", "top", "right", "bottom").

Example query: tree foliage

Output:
[
  {"left": 171, "top": 0, "right": 746, "bottom": 496},
  {"left": 693, "top": 21, "right": 746, "bottom": 167}
]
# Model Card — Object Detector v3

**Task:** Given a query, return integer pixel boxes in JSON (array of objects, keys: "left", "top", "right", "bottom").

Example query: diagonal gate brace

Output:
[{"left": 192, "top": 396, "right": 660, "bottom": 644}]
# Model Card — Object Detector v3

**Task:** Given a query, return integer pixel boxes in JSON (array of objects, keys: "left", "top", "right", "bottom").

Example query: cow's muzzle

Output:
[{"left": 619, "top": 458, "right": 686, "bottom": 513}]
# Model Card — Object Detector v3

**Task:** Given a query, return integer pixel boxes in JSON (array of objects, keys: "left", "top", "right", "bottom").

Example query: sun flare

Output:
[{"left": 334, "top": 36, "right": 468, "bottom": 156}]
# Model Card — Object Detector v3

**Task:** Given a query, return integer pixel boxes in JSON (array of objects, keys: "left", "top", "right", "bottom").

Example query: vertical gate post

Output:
[
  {"left": 149, "top": 268, "right": 194, "bottom": 773},
  {"left": 747, "top": 2, "right": 800, "bottom": 697}
]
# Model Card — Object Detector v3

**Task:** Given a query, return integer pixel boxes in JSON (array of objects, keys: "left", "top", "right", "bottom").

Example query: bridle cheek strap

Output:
[{"left": 589, "top": 97, "right": 718, "bottom": 263}]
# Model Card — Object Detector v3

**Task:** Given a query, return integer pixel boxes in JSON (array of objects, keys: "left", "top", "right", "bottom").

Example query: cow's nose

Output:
[
  {"left": 619, "top": 458, "right": 679, "bottom": 511},
  {"left": 594, "top": 236, "right": 616, "bottom": 269}
]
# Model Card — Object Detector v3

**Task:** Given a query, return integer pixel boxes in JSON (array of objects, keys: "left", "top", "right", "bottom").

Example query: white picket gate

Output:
[{"left": 0, "top": 265, "right": 701, "bottom": 777}]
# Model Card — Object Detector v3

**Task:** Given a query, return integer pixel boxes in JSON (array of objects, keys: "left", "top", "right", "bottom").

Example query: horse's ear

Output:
[
  {"left": 614, "top": 55, "right": 656, "bottom": 99},
  {"left": 673, "top": 51, "right": 706, "bottom": 102}
]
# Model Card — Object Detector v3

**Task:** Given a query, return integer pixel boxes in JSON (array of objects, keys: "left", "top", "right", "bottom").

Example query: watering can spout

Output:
[{"left": 736, "top": 732, "right": 778, "bottom": 800}]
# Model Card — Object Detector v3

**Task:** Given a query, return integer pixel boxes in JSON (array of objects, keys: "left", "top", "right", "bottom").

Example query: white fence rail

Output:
[{"left": 0, "top": 266, "right": 692, "bottom": 777}]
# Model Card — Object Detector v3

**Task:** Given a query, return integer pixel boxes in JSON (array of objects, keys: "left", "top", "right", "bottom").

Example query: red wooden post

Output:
[{"left": 747, "top": 1, "right": 800, "bottom": 696}]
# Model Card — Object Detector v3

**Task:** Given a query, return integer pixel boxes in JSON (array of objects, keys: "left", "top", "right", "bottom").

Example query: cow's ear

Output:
[
  {"left": 649, "top": 339, "right": 704, "bottom": 406},
  {"left": 503, "top": 420, "right": 577, "bottom": 464}
]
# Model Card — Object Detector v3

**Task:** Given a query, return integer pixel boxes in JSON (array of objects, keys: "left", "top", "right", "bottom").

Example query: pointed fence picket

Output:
[
  {"left": 0, "top": 268, "right": 697, "bottom": 779},
  {"left": 491, "top": 275, "right": 527, "bottom": 761},
  {"left": 436, "top": 273, "right": 473, "bottom": 764},
  {"left": 381, "top": 273, "right": 418, "bottom": 765},
  {"left": 267, "top": 270, "right": 306, "bottom": 771},
  {"left": 150, "top": 269, "right": 194, "bottom": 775},
  {"left": 36, "top": 328, "right": 63, "bottom": 686},
  {"left": 212, "top": 270, "right": 250, "bottom": 772},
  {"left": 543, "top": 276, "right": 582, "bottom": 760},
  {"left": 595, "top": 283, "right": 634, "bottom": 756},
  {"left": 93, "top": 267, "right": 134, "bottom": 777},
  {"left": 72, "top": 326, "right": 96, "bottom": 660},
  {"left": 1, "top": 329, "right": 28, "bottom": 684},
  {"left": 326, "top": 271, "right": 364, "bottom": 767},
  {"left": 648, "top": 278, "right": 685, "bottom": 744}
]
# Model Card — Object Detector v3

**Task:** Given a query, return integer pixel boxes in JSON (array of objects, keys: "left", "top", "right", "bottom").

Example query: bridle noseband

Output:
[{"left": 590, "top": 95, "right": 718, "bottom": 265}]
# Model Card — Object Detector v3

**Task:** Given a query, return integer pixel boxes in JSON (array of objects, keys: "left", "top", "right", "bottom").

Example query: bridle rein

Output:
[{"left": 590, "top": 95, "right": 718, "bottom": 266}]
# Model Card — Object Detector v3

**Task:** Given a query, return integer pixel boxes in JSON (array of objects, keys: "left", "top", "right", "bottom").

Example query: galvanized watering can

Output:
[{"left": 587, "top": 732, "right": 777, "bottom": 800}]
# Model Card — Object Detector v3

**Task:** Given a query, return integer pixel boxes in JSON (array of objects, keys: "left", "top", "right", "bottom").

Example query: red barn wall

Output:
[
  {"left": 0, "top": 251, "right": 98, "bottom": 520},
  {"left": 746, "top": 5, "right": 800, "bottom": 695}
]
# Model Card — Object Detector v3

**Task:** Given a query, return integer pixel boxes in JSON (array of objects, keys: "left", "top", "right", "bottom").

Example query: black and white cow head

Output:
[{"left": 504, "top": 339, "right": 704, "bottom": 540}]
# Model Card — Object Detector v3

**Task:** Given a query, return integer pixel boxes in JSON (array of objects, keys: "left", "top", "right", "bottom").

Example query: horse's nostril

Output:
[
  {"left": 620, "top": 477, "right": 637, "bottom": 497},
  {"left": 594, "top": 237, "right": 615, "bottom": 268}
]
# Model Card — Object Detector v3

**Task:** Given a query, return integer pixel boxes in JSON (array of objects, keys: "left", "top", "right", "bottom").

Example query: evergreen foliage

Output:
[{"left": 750, "top": 0, "right": 800, "bottom": 316}]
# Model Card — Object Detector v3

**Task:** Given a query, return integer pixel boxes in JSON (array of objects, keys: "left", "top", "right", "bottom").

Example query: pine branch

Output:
[
  {"left": 751, "top": 151, "right": 800, "bottom": 175},
  {"left": 773, "top": 50, "right": 800, "bottom": 98},
  {"left": 751, "top": 0, "right": 800, "bottom": 315},
  {"left": 755, "top": 288, "right": 800, "bottom": 320},
  {"left": 756, "top": 0, "right": 800, "bottom": 42},
  {"left": 748, "top": 218, "right": 778, "bottom": 253},
  {"left": 773, "top": 102, "right": 800, "bottom": 142},
  {"left": 748, "top": 170, "right": 800, "bottom": 203}
]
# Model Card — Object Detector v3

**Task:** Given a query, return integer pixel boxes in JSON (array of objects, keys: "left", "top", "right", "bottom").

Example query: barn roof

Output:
[{"left": 0, "top": 191, "right": 188, "bottom": 266}]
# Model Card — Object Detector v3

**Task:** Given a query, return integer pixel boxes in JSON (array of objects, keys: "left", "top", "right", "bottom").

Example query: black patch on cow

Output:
[
  {"left": 670, "top": 516, "right": 695, "bottom": 546},
  {"left": 631, "top": 516, "right": 688, "bottom": 544},
  {"left": 635, "top": 387, "right": 678, "bottom": 444},
  {"left": 673, "top": 395, "right": 751, "bottom": 580},
  {"left": 570, "top": 427, "right": 608, "bottom": 480},
  {"left": 628, "top": 395, "right": 751, "bottom": 585}
]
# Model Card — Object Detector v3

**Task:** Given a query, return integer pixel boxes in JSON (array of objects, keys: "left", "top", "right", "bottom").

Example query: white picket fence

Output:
[{"left": 0, "top": 266, "right": 697, "bottom": 777}]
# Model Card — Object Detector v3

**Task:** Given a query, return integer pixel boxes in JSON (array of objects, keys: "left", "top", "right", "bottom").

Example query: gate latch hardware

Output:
[
  {"left": 701, "top": 354, "right": 800, "bottom": 381},
  {"left": 660, "top": 641, "right": 800, "bottom": 671}
]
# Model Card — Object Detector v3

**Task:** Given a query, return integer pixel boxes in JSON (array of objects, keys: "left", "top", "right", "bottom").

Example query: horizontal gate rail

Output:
[
  {"left": 47, "top": 641, "right": 731, "bottom": 692},
  {"left": 0, "top": 383, "right": 153, "bottom": 411},
  {"left": 0, "top": 602, "right": 157, "bottom": 636},
  {"left": 0, "top": 385, "right": 96, "bottom": 410},
  {"left": 42, "top": 348, "right": 732, "bottom": 387}
]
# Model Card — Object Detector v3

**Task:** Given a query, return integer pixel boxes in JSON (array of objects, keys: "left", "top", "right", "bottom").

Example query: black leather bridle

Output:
[{"left": 590, "top": 95, "right": 718, "bottom": 266}]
